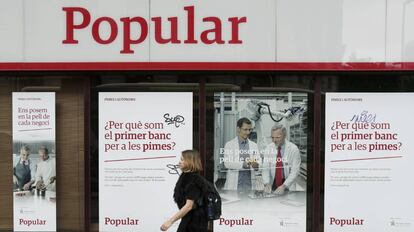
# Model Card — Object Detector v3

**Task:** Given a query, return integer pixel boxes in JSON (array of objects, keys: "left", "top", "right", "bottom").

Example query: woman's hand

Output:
[
  {"left": 160, "top": 220, "right": 172, "bottom": 231},
  {"left": 160, "top": 199, "right": 194, "bottom": 231}
]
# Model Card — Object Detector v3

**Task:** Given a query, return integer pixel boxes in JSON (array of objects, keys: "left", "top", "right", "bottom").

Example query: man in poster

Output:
[
  {"left": 222, "top": 117, "right": 261, "bottom": 193},
  {"left": 262, "top": 124, "right": 301, "bottom": 194},
  {"left": 13, "top": 145, "right": 36, "bottom": 191},
  {"left": 35, "top": 146, "right": 56, "bottom": 192}
]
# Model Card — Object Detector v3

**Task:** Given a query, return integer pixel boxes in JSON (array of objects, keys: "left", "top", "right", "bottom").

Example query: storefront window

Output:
[{"left": 3, "top": 72, "right": 412, "bottom": 231}]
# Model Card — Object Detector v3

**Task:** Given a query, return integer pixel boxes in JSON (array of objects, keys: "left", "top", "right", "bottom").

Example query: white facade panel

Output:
[
  {"left": 401, "top": 1, "right": 414, "bottom": 62},
  {"left": 386, "top": 0, "right": 414, "bottom": 62},
  {"left": 24, "top": 0, "right": 150, "bottom": 62},
  {"left": 0, "top": 1, "right": 24, "bottom": 62},
  {"left": 386, "top": 0, "right": 404, "bottom": 62},
  {"left": 341, "top": 0, "right": 386, "bottom": 62},
  {"left": 276, "top": 0, "right": 345, "bottom": 62},
  {"left": 386, "top": 0, "right": 414, "bottom": 63},
  {"left": 149, "top": 0, "right": 276, "bottom": 62},
  {"left": 1, "top": 0, "right": 414, "bottom": 64},
  {"left": 277, "top": 0, "right": 386, "bottom": 62}
]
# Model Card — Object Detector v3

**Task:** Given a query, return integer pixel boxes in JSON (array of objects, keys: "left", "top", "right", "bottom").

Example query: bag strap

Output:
[{"left": 193, "top": 174, "right": 206, "bottom": 190}]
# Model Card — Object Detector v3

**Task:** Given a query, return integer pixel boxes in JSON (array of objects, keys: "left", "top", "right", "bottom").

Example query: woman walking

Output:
[{"left": 160, "top": 150, "right": 208, "bottom": 232}]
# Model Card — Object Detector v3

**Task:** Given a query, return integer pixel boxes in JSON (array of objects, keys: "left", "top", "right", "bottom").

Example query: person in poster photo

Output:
[
  {"left": 262, "top": 124, "right": 301, "bottom": 194},
  {"left": 35, "top": 146, "right": 56, "bottom": 192},
  {"left": 13, "top": 145, "right": 36, "bottom": 191},
  {"left": 222, "top": 117, "right": 261, "bottom": 194}
]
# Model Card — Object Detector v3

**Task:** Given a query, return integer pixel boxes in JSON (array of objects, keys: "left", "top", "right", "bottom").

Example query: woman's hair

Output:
[{"left": 181, "top": 149, "right": 203, "bottom": 172}]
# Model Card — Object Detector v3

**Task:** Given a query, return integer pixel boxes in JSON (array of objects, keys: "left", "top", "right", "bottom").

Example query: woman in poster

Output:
[{"left": 160, "top": 150, "right": 208, "bottom": 232}]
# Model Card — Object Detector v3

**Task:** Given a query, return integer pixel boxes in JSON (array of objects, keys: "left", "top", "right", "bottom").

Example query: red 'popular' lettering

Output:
[
  {"left": 152, "top": 17, "right": 181, "bottom": 44},
  {"left": 120, "top": 17, "right": 148, "bottom": 54},
  {"left": 62, "top": 7, "right": 91, "bottom": 44},
  {"left": 201, "top": 17, "right": 225, "bottom": 44},
  {"left": 19, "top": 218, "right": 47, "bottom": 226},
  {"left": 219, "top": 217, "right": 254, "bottom": 227},
  {"left": 329, "top": 217, "right": 364, "bottom": 227},
  {"left": 62, "top": 6, "right": 247, "bottom": 54},
  {"left": 104, "top": 217, "right": 139, "bottom": 227},
  {"left": 92, "top": 17, "right": 118, "bottom": 44},
  {"left": 228, "top": 17, "right": 247, "bottom": 44}
]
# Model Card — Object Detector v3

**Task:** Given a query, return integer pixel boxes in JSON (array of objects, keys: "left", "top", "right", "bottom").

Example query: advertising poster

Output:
[
  {"left": 12, "top": 92, "right": 56, "bottom": 232},
  {"left": 99, "top": 92, "right": 192, "bottom": 232},
  {"left": 325, "top": 93, "right": 414, "bottom": 232},
  {"left": 213, "top": 92, "right": 307, "bottom": 232}
]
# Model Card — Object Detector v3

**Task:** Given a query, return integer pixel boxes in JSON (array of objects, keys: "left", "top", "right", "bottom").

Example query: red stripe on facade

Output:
[{"left": 1, "top": 62, "right": 414, "bottom": 71}]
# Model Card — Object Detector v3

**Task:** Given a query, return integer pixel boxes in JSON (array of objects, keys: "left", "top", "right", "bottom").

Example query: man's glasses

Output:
[{"left": 240, "top": 128, "right": 252, "bottom": 132}]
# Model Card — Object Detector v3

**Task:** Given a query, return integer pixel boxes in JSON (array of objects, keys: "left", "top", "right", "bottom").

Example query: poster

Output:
[
  {"left": 12, "top": 92, "right": 56, "bottom": 232},
  {"left": 213, "top": 92, "right": 307, "bottom": 232},
  {"left": 99, "top": 92, "right": 192, "bottom": 232},
  {"left": 325, "top": 93, "right": 414, "bottom": 231}
]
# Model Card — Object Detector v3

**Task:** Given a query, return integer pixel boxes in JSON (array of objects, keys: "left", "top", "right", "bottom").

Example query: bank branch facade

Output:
[{"left": 1, "top": 1, "right": 414, "bottom": 232}]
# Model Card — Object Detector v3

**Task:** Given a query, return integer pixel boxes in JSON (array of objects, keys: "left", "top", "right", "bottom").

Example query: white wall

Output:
[{"left": 0, "top": 0, "right": 413, "bottom": 63}]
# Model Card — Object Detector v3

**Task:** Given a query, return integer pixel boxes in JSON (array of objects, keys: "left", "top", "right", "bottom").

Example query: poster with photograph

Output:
[
  {"left": 325, "top": 93, "right": 414, "bottom": 231},
  {"left": 12, "top": 92, "right": 56, "bottom": 232},
  {"left": 213, "top": 92, "right": 307, "bottom": 232},
  {"left": 99, "top": 92, "right": 193, "bottom": 232}
]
